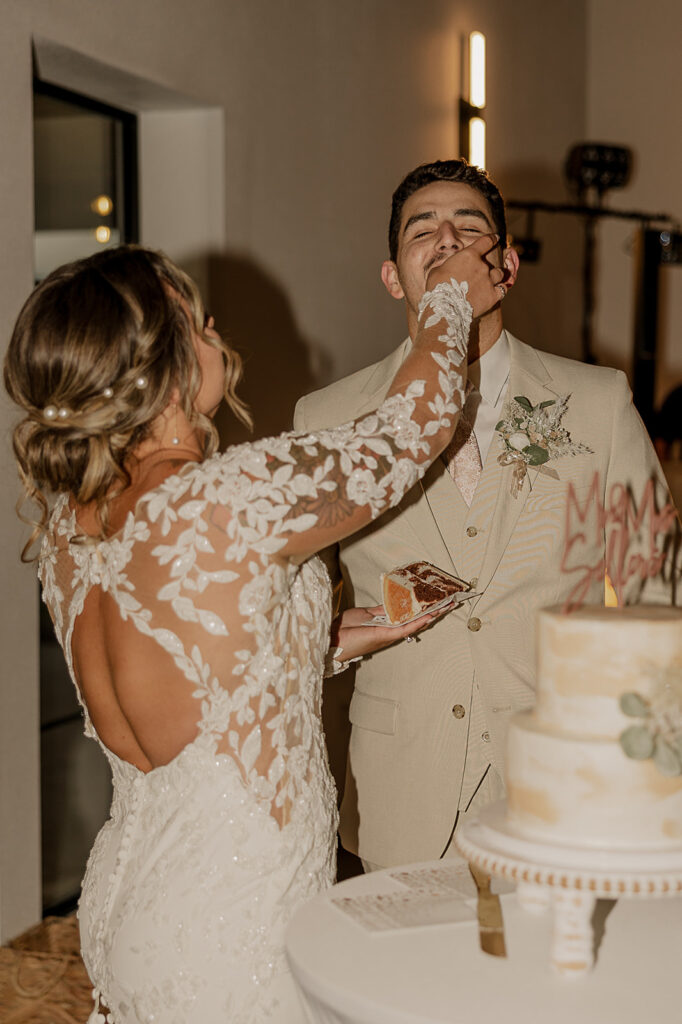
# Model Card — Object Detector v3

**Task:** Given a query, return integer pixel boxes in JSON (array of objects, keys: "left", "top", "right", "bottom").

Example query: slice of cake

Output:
[{"left": 381, "top": 561, "right": 469, "bottom": 624}]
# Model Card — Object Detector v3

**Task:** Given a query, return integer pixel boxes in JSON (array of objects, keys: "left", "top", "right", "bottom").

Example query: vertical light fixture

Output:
[{"left": 459, "top": 31, "right": 486, "bottom": 168}]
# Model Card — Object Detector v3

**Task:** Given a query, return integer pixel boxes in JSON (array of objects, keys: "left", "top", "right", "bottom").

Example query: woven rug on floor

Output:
[{"left": 0, "top": 915, "right": 94, "bottom": 1024}]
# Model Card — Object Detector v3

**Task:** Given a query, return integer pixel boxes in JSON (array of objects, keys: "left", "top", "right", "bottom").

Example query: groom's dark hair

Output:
[{"left": 388, "top": 159, "right": 507, "bottom": 261}]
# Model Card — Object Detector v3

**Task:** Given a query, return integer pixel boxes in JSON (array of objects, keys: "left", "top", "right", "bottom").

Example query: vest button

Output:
[
  {"left": 469, "top": 577, "right": 478, "bottom": 588},
  {"left": 482, "top": 730, "right": 491, "bottom": 742},
  {"left": 466, "top": 526, "right": 478, "bottom": 537},
  {"left": 468, "top": 617, "right": 482, "bottom": 632},
  {"left": 452, "top": 704, "right": 466, "bottom": 719}
]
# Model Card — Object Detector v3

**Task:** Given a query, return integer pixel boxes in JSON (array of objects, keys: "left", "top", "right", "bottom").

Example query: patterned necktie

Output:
[{"left": 442, "top": 381, "right": 482, "bottom": 506}]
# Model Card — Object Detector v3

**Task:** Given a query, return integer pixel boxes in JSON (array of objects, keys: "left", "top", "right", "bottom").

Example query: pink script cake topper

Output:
[{"left": 560, "top": 472, "right": 678, "bottom": 612}]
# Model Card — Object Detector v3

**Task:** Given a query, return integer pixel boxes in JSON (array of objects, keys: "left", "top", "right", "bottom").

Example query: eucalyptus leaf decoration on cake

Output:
[
  {"left": 619, "top": 665, "right": 682, "bottom": 776},
  {"left": 495, "top": 394, "right": 593, "bottom": 498}
]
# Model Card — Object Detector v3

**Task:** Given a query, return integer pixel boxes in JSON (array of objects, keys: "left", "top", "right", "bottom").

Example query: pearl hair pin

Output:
[
  {"left": 43, "top": 405, "right": 70, "bottom": 420},
  {"left": 40, "top": 372, "right": 147, "bottom": 424},
  {"left": 39, "top": 382, "right": 124, "bottom": 422}
]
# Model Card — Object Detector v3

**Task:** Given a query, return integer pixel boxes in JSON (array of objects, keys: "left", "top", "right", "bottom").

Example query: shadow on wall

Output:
[{"left": 206, "top": 253, "right": 332, "bottom": 446}]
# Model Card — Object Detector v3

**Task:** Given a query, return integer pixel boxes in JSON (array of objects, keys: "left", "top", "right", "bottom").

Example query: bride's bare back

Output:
[{"left": 71, "top": 456, "right": 202, "bottom": 772}]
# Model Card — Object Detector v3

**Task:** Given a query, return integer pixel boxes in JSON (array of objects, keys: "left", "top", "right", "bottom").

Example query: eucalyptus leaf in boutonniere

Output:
[
  {"left": 618, "top": 664, "right": 682, "bottom": 777},
  {"left": 495, "top": 394, "right": 593, "bottom": 498}
]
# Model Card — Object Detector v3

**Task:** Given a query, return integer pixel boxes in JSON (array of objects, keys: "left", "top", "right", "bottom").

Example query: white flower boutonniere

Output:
[{"left": 496, "top": 394, "right": 593, "bottom": 498}]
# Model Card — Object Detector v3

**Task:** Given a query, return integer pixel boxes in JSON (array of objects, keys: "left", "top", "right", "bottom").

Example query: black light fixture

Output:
[
  {"left": 512, "top": 209, "right": 542, "bottom": 264},
  {"left": 562, "top": 142, "right": 634, "bottom": 364},
  {"left": 564, "top": 143, "right": 633, "bottom": 203}
]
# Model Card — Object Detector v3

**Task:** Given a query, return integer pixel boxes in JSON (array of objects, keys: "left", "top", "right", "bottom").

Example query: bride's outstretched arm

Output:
[{"left": 217, "top": 235, "right": 503, "bottom": 562}]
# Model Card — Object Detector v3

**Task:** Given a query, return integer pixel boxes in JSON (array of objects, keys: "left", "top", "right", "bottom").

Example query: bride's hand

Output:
[
  {"left": 328, "top": 602, "right": 452, "bottom": 669},
  {"left": 425, "top": 233, "right": 505, "bottom": 319}
]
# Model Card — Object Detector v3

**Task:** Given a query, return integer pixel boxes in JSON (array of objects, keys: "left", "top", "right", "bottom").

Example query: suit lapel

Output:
[
  {"left": 354, "top": 337, "right": 467, "bottom": 572},
  {"left": 472, "top": 335, "right": 562, "bottom": 592},
  {"left": 416, "top": 460, "right": 469, "bottom": 575},
  {"left": 352, "top": 333, "right": 563, "bottom": 589}
]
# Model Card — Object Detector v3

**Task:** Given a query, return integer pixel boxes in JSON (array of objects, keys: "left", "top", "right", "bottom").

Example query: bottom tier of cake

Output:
[{"left": 506, "top": 714, "right": 682, "bottom": 849}]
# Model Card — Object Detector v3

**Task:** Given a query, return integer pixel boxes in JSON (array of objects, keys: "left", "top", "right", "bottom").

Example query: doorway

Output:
[{"left": 33, "top": 78, "right": 138, "bottom": 911}]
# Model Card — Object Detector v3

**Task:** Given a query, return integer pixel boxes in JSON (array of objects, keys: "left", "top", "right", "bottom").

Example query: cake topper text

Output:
[{"left": 560, "top": 472, "right": 678, "bottom": 611}]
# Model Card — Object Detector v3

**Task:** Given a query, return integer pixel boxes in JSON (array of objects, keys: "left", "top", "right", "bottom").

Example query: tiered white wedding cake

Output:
[
  {"left": 457, "top": 604, "right": 682, "bottom": 975},
  {"left": 506, "top": 605, "right": 682, "bottom": 850}
]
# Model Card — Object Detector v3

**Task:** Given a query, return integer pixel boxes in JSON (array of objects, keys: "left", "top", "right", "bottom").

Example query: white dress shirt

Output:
[{"left": 466, "top": 330, "right": 511, "bottom": 461}]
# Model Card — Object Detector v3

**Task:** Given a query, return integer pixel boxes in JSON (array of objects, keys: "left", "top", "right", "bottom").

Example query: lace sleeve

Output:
[{"left": 210, "top": 279, "right": 472, "bottom": 561}]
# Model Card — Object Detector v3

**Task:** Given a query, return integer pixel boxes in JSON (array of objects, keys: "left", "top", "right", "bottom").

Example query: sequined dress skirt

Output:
[{"left": 78, "top": 745, "right": 337, "bottom": 1024}]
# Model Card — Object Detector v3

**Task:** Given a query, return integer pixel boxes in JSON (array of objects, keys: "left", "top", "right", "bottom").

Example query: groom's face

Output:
[{"left": 381, "top": 180, "right": 514, "bottom": 337}]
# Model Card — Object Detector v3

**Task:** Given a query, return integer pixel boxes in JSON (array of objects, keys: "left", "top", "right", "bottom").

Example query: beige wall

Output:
[
  {"left": 1, "top": 0, "right": 591, "bottom": 939},
  {"left": 587, "top": 0, "right": 682, "bottom": 400}
]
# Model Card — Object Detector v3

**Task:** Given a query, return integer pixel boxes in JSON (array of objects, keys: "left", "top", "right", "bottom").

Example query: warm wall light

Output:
[
  {"left": 469, "top": 31, "right": 486, "bottom": 109},
  {"left": 90, "top": 194, "right": 114, "bottom": 216},
  {"left": 459, "top": 31, "right": 487, "bottom": 168},
  {"left": 95, "top": 226, "right": 111, "bottom": 244},
  {"left": 469, "top": 117, "right": 486, "bottom": 169}
]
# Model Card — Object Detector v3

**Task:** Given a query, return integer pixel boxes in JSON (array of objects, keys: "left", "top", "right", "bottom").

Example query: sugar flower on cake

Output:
[
  {"left": 496, "top": 394, "right": 593, "bottom": 497},
  {"left": 619, "top": 663, "right": 682, "bottom": 776}
]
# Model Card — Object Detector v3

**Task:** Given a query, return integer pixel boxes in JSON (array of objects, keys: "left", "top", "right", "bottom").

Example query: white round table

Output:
[{"left": 285, "top": 859, "right": 682, "bottom": 1024}]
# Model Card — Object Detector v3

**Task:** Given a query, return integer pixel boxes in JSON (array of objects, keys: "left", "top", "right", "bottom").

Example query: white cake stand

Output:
[{"left": 455, "top": 800, "right": 682, "bottom": 977}]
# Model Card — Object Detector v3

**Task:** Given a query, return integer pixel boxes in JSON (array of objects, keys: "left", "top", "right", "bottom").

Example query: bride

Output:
[{"left": 4, "top": 238, "right": 502, "bottom": 1023}]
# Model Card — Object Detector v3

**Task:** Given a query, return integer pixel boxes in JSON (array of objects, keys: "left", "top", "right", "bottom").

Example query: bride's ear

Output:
[{"left": 381, "top": 261, "right": 405, "bottom": 300}]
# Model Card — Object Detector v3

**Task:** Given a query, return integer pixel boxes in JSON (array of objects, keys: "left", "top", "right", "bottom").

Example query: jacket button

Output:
[
  {"left": 466, "top": 526, "right": 478, "bottom": 537},
  {"left": 452, "top": 704, "right": 466, "bottom": 719},
  {"left": 469, "top": 577, "right": 478, "bottom": 588},
  {"left": 482, "top": 730, "right": 491, "bottom": 742},
  {"left": 468, "top": 617, "right": 482, "bottom": 632}
]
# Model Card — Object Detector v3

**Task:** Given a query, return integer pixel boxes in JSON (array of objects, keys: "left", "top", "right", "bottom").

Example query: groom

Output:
[{"left": 294, "top": 159, "right": 679, "bottom": 870}]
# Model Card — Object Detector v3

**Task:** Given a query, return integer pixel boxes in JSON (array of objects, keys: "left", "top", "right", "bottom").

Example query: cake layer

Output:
[
  {"left": 534, "top": 605, "right": 682, "bottom": 738},
  {"left": 506, "top": 713, "right": 682, "bottom": 849},
  {"left": 381, "top": 561, "right": 467, "bottom": 625}
]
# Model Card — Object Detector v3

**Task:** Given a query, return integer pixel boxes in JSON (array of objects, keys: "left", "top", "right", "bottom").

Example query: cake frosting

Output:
[
  {"left": 506, "top": 605, "right": 682, "bottom": 849},
  {"left": 381, "top": 561, "right": 468, "bottom": 624}
]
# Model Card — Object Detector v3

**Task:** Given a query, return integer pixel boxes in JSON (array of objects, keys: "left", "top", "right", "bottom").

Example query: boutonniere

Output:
[{"left": 495, "top": 394, "right": 593, "bottom": 498}]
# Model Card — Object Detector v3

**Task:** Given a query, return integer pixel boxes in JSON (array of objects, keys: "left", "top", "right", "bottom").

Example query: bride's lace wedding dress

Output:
[{"left": 37, "top": 283, "right": 471, "bottom": 1023}]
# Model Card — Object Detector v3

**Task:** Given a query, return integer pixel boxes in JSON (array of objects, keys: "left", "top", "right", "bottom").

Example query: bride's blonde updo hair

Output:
[{"left": 4, "top": 244, "right": 251, "bottom": 558}]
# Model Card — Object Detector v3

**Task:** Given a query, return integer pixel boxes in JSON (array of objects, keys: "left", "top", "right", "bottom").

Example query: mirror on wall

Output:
[{"left": 33, "top": 79, "right": 138, "bottom": 282}]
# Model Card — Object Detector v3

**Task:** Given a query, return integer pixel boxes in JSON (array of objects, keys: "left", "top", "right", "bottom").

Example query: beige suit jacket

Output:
[{"left": 295, "top": 332, "right": 679, "bottom": 867}]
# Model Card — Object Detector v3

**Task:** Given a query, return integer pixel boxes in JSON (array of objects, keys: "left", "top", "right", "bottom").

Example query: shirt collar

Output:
[{"left": 467, "top": 330, "right": 510, "bottom": 406}]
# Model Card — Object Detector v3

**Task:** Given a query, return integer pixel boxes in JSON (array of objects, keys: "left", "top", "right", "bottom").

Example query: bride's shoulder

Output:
[{"left": 137, "top": 435, "right": 300, "bottom": 525}]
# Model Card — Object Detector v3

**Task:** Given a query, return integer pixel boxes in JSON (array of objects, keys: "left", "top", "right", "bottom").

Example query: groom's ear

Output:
[
  {"left": 381, "top": 260, "right": 405, "bottom": 300},
  {"left": 502, "top": 246, "right": 520, "bottom": 289}
]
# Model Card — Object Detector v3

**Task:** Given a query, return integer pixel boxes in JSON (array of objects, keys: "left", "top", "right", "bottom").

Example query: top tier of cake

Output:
[{"left": 535, "top": 605, "right": 682, "bottom": 740}]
